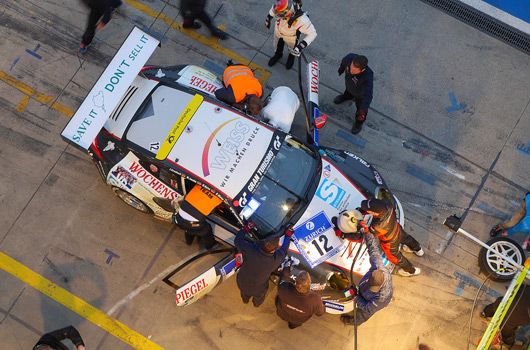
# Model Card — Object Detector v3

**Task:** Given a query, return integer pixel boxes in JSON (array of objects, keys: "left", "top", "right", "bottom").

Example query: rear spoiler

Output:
[
  {"left": 298, "top": 55, "right": 327, "bottom": 145},
  {"left": 61, "top": 27, "right": 160, "bottom": 150}
]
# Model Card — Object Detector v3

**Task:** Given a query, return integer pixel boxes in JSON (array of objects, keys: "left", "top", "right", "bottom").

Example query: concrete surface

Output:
[{"left": 0, "top": 0, "right": 529, "bottom": 349}]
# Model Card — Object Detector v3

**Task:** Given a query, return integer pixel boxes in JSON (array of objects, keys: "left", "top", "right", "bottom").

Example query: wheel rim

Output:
[
  {"left": 115, "top": 189, "right": 149, "bottom": 213},
  {"left": 486, "top": 241, "right": 523, "bottom": 277}
]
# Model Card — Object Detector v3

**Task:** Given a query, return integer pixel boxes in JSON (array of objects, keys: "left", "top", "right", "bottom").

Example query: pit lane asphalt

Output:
[{"left": 0, "top": 0, "right": 529, "bottom": 349}]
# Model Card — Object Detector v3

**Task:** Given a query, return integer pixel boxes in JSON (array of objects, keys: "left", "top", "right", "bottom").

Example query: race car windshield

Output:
[{"left": 245, "top": 138, "right": 317, "bottom": 236}]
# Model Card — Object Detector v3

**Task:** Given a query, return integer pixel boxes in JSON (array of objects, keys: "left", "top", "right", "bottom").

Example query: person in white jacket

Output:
[
  {"left": 260, "top": 86, "right": 299, "bottom": 133},
  {"left": 265, "top": 0, "right": 317, "bottom": 70}
]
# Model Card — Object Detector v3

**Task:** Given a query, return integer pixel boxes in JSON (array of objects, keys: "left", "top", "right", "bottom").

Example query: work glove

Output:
[
  {"left": 338, "top": 66, "right": 345, "bottom": 76},
  {"left": 265, "top": 15, "right": 272, "bottom": 29},
  {"left": 284, "top": 225, "right": 294, "bottom": 237},
  {"left": 292, "top": 40, "right": 307, "bottom": 57}
]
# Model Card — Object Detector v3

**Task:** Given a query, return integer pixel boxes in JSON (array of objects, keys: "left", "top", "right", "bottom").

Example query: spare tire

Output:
[{"left": 478, "top": 236, "right": 525, "bottom": 282}]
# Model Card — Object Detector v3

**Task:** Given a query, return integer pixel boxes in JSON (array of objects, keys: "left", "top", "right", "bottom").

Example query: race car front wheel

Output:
[
  {"left": 478, "top": 236, "right": 525, "bottom": 282},
  {"left": 112, "top": 187, "right": 153, "bottom": 214}
]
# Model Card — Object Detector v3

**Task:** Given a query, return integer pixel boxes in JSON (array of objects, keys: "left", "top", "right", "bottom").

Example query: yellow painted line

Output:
[
  {"left": 0, "top": 70, "right": 73, "bottom": 116},
  {"left": 123, "top": 0, "right": 271, "bottom": 85},
  {"left": 0, "top": 251, "right": 165, "bottom": 350},
  {"left": 16, "top": 95, "right": 30, "bottom": 112},
  {"left": 156, "top": 94, "right": 203, "bottom": 160}
]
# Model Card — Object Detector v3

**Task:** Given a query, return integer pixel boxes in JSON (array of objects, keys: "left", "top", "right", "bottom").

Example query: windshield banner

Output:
[{"left": 61, "top": 27, "right": 160, "bottom": 149}]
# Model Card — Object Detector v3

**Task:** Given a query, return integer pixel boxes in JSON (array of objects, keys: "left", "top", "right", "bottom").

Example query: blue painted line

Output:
[
  {"left": 517, "top": 141, "right": 530, "bottom": 156},
  {"left": 336, "top": 129, "right": 366, "bottom": 149},
  {"left": 406, "top": 165, "right": 436, "bottom": 185},
  {"left": 454, "top": 271, "right": 503, "bottom": 298},
  {"left": 203, "top": 60, "right": 225, "bottom": 76},
  {"left": 446, "top": 92, "right": 466, "bottom": 113},
  {"left": 104, "top": 249, "right": 120, "bottom": 265},
  {"left": 478, "top": 201, "right": 508, "bottom": 220},
  {"left": 25, "top": 44, "right": 42, "bottom": 59},
  {"left": 140, "top": 26, "right": 168, "bottom": 44},
  {"left": 482, "top": 0, "right": 530, "bottom": 24},
  {"left": 10, "top": 57, "right": 20, "bottom": 70}
]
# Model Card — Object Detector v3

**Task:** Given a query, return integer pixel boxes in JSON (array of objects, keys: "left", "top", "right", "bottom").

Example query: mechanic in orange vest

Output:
[
  {"left": 155, "top": 184, "right": 222, "bottom": 250},
  {"left": 214, "top": 64, "right": 263, "bottom": 115}
]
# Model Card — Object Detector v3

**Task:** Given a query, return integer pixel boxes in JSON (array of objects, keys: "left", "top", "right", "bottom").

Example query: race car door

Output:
[{"left": 163, "top": 248, "right": 238, "bottom": 306}]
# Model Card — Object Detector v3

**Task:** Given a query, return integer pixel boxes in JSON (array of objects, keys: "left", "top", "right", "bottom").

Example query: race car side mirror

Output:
[{"left": 315, "top": 115, "right": 327, "bottom": 129}]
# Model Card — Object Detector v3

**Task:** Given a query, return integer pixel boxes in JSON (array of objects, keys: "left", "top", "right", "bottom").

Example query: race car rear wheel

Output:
[
  {"left": 112, "top": 187, "right": 153, "bottom": 214},
  {"left": 478, "top": 237, "right": 525, "bottom": 282}
]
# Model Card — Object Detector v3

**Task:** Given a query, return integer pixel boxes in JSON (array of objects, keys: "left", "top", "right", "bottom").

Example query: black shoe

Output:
[
  {"left": 334, "top": 94, "right": 349, "bottom": 104},
  {"left": 288, "top": 322, "right": 300, "bottom": 329},
  {"left": 490, "top": 225, "right": 504, "bottom": 237},
  {"left": 351, "top": 122, "right": 363, "bottom": 135},
  {"left": 268, "top": 53, "right": 283, "bottom": 67},
  {"left": 210, "top": 27, "right": 228, "bottom": 40},
  {"left": 286, "top": 54, "right": 295, "bottom": 70},
  {"left": 183, "top": 21, "right": 201, "bottom": 29},
  {"left": 340, "top": 315, "right": 353, "bottom": 325},
  {"left": 184, "top": 233, "right": 195, "bottom": 245}
]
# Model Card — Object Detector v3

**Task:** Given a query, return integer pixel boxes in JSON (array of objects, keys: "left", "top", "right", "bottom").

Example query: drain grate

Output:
[{"left": 420, "top": 0, "right": 530, "bottom": 55}]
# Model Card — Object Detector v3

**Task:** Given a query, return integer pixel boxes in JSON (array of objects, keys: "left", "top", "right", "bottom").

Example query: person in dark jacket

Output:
[
  {"left": 154, "top": 184, "right": 221, "bottom": 250},
  {"left": 235, "top": 226, "right": 293, "bottom": 307},
  {"left": 340, "top": 231, "right": 393, "bottom": 326},
  {"left": 180, "top": 0, "right": 227, "bottom": 40},
  {"left": 334, "top": 53, "right": 374, "bottom": 135},
  {"left": 214, "top": 64, "right": 263, "bottom": 115},
  {"left": 276, "top": 267, "right": 325, "bottom": 329},
  {"left": 78, "top": 0, "right": 122, "bottom": 53},
  {"left": 359, "top": 199, "right": 424, "bottom": 277},
  {"left": 481, "top": 286, "right": 530, "bottom": 347},
  {"left": 33, "top": 326, "right": 85, "bottom": 350}
]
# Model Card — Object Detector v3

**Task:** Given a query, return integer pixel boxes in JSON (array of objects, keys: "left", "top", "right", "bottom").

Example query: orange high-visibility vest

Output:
[
  {"left": 223, "top": 65, "right": 262, "bottom": 102},
  {"left": 184, "top": 184, "right": 222, "bottom": 216}
]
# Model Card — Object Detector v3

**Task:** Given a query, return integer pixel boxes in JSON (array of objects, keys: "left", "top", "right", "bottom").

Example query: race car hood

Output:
[{"left": 290, "top": 156, "right": 369, "bottom": 272}]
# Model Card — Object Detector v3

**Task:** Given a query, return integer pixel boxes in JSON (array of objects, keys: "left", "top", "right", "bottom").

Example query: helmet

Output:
[
  {"left": 273, "top": 0, "right": 293, "bottom": 18},
  {"left": 338, "top": 210, "right": 364, "bottom": 233}
]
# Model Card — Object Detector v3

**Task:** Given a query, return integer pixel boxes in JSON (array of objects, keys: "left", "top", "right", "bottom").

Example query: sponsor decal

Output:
[
  {"left": 309, "top": 60, "right": 319, "bottom": 94},
  {"left": 323, "top": 301, "right": 345, "bottom": 312},
  {"left": 322, "top": 149, "right": 345, "bottom": 163},
  {"left": 189, "top": 75, "right": 218, "bottom": 94},
  {"left": 324, "top": 164, "right": 331, "bottom": 172},
  {"left": 344, "top": 151, "right": 370, "bottom": 167},
  {"left": 310, "top": 283, "right": 326, "bottom": 291},
  {"left": 176, "top": 278, "right": 208, "bottom": 304},
  {"left": 374, "top": 171, "right": 383, "bottom": 184},
  {"left": 316, "top": 179, "right": 346, "bottom": 208},
  {"left": 110, "top": 165, "right": 137, "bottom": 189},
  {"left": 103, "top": 141, "right": 115, "bottom": 151},
  {"left": 150, "top": 142, "right": 160, "bottom": 151},
  {"left": 273, "top": 135, "right": 282, "bottom": 150},
  {"left": 202, "top": 119, "right": 251, "bottom": 177},
  {"left": 220, "top": 258, "right": 237, "bottom": 281},
  {"left": 323, "top": 171, "right": 330, "bottom": 178},
  {"left": 157, "top": 94, "right": 203, "bottom": 160},
  {"left": 128, "top": 161, "right": 178, "bottom": 200},
  {"left": 233, "top": 192, "right": 248, "bottom": 207}
]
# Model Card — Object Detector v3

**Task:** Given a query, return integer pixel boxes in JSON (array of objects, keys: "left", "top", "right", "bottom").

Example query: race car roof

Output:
[{"left": 126, "top": 85, "right": 275, "bottom": 199}]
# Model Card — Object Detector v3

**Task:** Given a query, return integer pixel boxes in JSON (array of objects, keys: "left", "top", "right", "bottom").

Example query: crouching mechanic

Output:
[
  {"left": 154, "top": 184, "right": 221, "bottom": 250},
  {"left": 265, "top": 0, "right": 317, "bottom": 70},
  {"left": 334, "top": 211, "right": 393, "bottom": 326},
  {"left": 214, "top": 64, "right": 263, "bottom": 115},
  {"left": 360, "top": 199, "right": 424, "bottom": 277},
  {"left": 276, "top": 263, "right": 326, "bottom": 329},
  {"left": 260, "top": 86, "right": 300, "bottom": 133}
]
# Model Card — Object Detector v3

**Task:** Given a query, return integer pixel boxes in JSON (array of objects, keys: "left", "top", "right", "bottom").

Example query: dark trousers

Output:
[
  {"left": 341, "top": 90, "right": 366, "bottom": 122},
  {"left": 174, "top": 213, "right": 216, "bottom": 250},
  {"left": 484, "top": 297, "right": 524, "bottom": 346},
  {"left": 181, "top": 0, "right": 213, "bottom": 29},
  {"left": 380, "top": 228, "right": 421, "bottom": 274},
  {"left": 240, "top": 290, "right": 266, "bottom": 307},
  {"left": 82, "top": 7, "right": 105, "bottom": 46}
]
